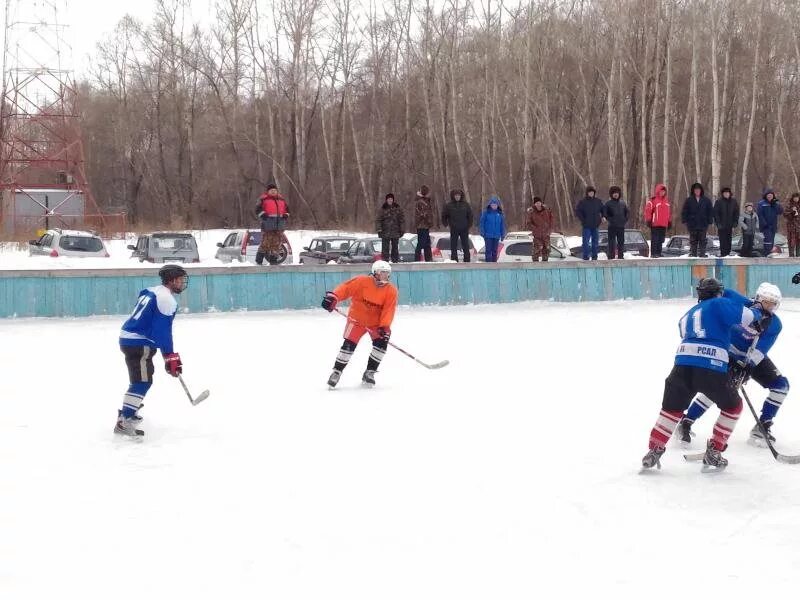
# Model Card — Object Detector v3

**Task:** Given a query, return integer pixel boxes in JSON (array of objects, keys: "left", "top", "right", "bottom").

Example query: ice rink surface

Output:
[{"left": 3, "top": 298, "right": 800, "bottom": 599}]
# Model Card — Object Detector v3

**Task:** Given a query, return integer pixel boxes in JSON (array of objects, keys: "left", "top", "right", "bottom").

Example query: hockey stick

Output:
[
  {"left": 740, "top": 386, "right": 800, "bottom": 464},
  {"left": 178, "top": 374, "right": 210, "bottom": 405},
  {"left": 333, "top": 307, "right": 449, "bottom": 369}
]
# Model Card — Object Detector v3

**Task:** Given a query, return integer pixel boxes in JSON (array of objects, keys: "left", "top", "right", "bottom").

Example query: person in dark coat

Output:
[
  {"left": 713, "top": 187, "right": 740, "bottom": 257},
  {"left": 603, "top": 186, "right": 629, "bottom": 259},
  {"left": 375, "top": 193, "right": 405, "bottom": 263},
  {"left": 414, "top": 185, "right": 434, "bottom": 262},
  {"left": 441, "top": 189, "right": 473, "bottom": 262},
  {"left": 681, "top": 182, "right": 714, "bottom": 257},
  {"left": 575, "top": 186, "right": 604, "bottom": 260},
  {"left": 527, "top": 196, "right": 554, "bottom": 261},
  {"left": 757, "top": 189, "right": 783, "bottom": 256}
]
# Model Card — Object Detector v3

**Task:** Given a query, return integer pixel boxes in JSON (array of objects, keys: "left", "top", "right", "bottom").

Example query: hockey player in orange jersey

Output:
[{"left": 321, "top": 260, "right": 398, "bottom": 387}]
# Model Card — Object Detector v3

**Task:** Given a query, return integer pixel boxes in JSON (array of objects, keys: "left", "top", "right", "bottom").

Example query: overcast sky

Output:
[{"left": 3, "top": 0, "right": 215, "bottom": 78}]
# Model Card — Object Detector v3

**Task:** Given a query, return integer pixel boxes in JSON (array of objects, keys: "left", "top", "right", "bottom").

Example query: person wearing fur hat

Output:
[
  {"left": 713, "top": 187, "right": 740, "bottom": 256},
  {"left": 414, "top": 185, "right": 434, "bottom": 261},
  {"left": 757, "top": 188, "right": 783, "bottom": 255},
  {"left": 783, "top": 193, "right": 800, "bottom": 257},
  {"left": 376, "top": 193, "right": 405, "bottom": 262},
  {"left": 603, "top": 186, "right": 629, "bottom": 259},
  {"left": 527, "top": 196, "right": 554, "bottom": 261},
  {"left": 575, "top": 186, "right": 604, "bottom": 260},
  {"left": 441, "top": 189, "right": 474, "bottom": 262},
  {"left": 681, "top": 182, "right": 714, "bottom": 257}
]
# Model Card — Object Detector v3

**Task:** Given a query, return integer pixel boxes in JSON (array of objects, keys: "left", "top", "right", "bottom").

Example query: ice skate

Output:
[
  {"left": 641, "top": 446, "right": 666, "bottom": 470},
  {"left": 675, "top": 418, "right": 695, "bottom": 447},
  {"left": 749, "top": 420, "right": 776, "bottom": 446},
  {"left": 361, "top": 369, "right": 376, "bottom": 387},
  {"left": 701, "top": 440, "right": 727, "bottom": 471},
  {"left": 117, "top": 404, "right": 143, "bottom": 424},
  {"left": 327, "top": 369, "right": 341, "bottom": 389},
  {"left": 114, "top": 414, "right": 144, "bottom": 437}
]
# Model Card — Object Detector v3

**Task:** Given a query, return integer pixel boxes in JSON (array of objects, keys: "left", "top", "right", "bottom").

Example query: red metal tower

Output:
[{"left": 0, "top": 0, "right": 114, "bottom": 236}]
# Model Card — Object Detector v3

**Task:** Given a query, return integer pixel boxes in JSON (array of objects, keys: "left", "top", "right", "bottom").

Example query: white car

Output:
[
  {"left": 478, "top": 233, "right": 578, "bottom": 262},
  {"left": 29, "top": 228, "right": 109, "bottom": 258},
  {"left": 215, "top": 230, "right": 293, "bottom": 264}
]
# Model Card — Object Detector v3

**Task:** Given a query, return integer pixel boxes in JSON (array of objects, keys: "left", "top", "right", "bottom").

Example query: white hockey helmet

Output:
[
  {"left": 371, "top": 260, "right": 392, "bottom": 285},
  {"left": 755, "top": 282, "right": 782, "bottom": 311}
]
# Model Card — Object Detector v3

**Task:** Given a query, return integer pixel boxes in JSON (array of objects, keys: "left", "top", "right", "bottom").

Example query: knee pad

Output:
[
  {"left": 372, "top": 338, "right": 388, "bottom": 351},
  {"left": 770, "top": 376, "right": 789, "bottom": 394},
  {"left": 342, "top": 340, "right": 358, "bottom": 352}
]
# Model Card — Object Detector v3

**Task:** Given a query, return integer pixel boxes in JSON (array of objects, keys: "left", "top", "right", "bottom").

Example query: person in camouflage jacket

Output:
[
  {"left": 414, "top": 185, "right": 434, "bottom": 261},
  {"left": 785, "top": 192, "right": 800, "bottom": 256},
  {"left": 376, "top": 193, "right": 405, "bottom": 262},
  {"left": 526, "top": 196, "right": 554, "bottom": 261}
]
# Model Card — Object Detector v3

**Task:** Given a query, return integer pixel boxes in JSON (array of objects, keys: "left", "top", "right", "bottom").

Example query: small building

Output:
[{"left": 1, "top": 188, "right": 86, "bottom": 236}]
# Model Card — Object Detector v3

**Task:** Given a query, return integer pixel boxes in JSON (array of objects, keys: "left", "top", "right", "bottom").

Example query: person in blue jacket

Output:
[
  {"left": 757, "top": 188, "right": 783, "bottom": 255},
  {"left": 116, "top": 264, "right": 188, "bottom": 437},
  {"left": 676, "top": 282, "right": 786, "bottom": 446},
  {"left": 479, "top": 195, "right": 507, "bottom": 262}
]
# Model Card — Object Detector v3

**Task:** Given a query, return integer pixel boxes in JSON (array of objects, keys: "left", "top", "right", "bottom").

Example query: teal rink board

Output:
[{"left": 1, "top": 259, "right": 798, "bottom": 318}]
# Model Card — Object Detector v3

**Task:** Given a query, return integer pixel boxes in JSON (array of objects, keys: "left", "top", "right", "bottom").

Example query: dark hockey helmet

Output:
[
  {"left": 159, "top": 264, "right": 189, "bottom": 292},
  {"left": 696, "top": 277, "right": 723, "bottom": 301}
]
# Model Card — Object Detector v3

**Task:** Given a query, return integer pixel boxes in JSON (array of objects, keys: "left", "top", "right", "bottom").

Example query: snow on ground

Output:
[{"left": 3, "top": 299, "right": 800, "bottom": 599}]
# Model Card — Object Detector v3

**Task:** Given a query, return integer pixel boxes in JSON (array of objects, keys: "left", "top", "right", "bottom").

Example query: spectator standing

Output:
[
  {"left": 738, "top": 203, "right": 759, "bottom": 257},
  {"left": 255, "top": 182, "right": 290, "bottom": 265},
  {"left": 644, "top": 183, "right": 672, "bottom": 258},
  {"left": 713, "top": 187, "right": 740, "bottom": 257},
  {"left": 376, "top": 193, "right": 405, "bottom": 263},
  {"left": 479, "top": 195, "right": 507, "bottom": 262},
  {"left": 784, "top": 193, "right": 800, "bottom": 257},
  {"left": 527, "top": 196, "right": 554, "bottom": 262},
  {"left": 603, "top": 186, "right": 629, "bottom": 259},
  {"left": 575, "top": 186, "right": 604, "bottom": 260},
  {"left": 681, "top": 182, "right": 714, "bottom": 257},
  {"left": 441, "top": 189, "right": 473, "bottom": 262},
  {"left": 757, "top": 188, "right": 783, "bottom": 256},
  {"left": 414, "top": 185, "right": 434, "bottom": 262}
]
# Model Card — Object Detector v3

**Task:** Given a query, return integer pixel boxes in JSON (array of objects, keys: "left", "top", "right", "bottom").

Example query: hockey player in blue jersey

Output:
[
  {"left": 642, "top": 277, "right": 767, "bottom": 470},
  {"left": 676, "top": 282, "right": 785, "bottom": 445},
  {"left": 115, "top": 264, "right": 188, "bottom": 436}
]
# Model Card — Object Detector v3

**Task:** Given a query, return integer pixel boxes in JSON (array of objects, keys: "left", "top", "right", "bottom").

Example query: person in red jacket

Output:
[
  {"left": 321, "top": 261, "right": 398, "bottom": 388},
  {"left": 644, "top": 183, "right": 672, "bottom": 258},
  {"left": 255, "top": 182, "right": 290, "bottom": 265}
]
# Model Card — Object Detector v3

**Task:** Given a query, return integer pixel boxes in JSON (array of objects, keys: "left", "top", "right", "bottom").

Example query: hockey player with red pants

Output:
[{"left": 642, "top": 278, "right": 766, "bottom": 471}]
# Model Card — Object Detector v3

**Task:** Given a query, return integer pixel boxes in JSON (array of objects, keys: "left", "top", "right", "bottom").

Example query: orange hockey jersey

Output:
[{"left": 333, "top": 275, "right": 398, "bottom": 328}]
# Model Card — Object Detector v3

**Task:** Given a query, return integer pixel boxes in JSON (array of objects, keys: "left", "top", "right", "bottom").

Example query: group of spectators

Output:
[{"left": 255, "top": 180, "right": 800, "bottom": 265}]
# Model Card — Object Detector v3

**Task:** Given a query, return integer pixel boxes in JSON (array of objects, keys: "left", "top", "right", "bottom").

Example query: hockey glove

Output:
[
  {"left": 752, "top": 313, "right": 773, "bottom": 334},
  {"left": 164, "top": 352, "right": 183, "bottom": 377},
  {"left": 793, "top": 272, "right": 800, "bottom": 285},
  {"left": 730, "top": 360, "right": 753, "bottom": 386},
  {"left": 321, "top": 292, "right": 338, "bottom": 312},
  {"left": 377, "top": 326, "right": 391, "bottom": 342}
]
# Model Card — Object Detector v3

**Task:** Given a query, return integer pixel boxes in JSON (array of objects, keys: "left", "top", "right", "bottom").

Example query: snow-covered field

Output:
[{"left": 3, "top": 299, "right": 800, "bottom": 599}]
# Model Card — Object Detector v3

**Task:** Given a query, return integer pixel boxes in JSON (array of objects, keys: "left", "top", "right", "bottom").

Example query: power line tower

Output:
[{"left": 0, "top": 0, "right": 113, "bottom": 236}]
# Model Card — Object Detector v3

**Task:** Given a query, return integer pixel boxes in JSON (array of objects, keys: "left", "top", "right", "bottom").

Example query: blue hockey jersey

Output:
[
  {"left": 119, "top": 285, "right": 178, "bottom": 354},
  {"left": 675, "top": 296, "right": 760, "bottom": 373},
  {"left": 723, "top": 288, "right": 782, "bottom": 366}
]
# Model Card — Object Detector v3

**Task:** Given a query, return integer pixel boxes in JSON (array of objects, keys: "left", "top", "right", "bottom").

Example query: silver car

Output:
[
  {"left": 128, "top": 232, "right": 200, "bottom": 263},
  {"left": 215, "top": 229, "right": 293, "bottom": 264},
  {"left": 29, "top": 229, "right": 109, "bottom": 258},
  {"left": 478, "top": 233, "right": 578, "bottom": 262}
]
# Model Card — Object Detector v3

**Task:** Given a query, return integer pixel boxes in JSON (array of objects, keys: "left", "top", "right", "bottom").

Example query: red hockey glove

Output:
[
  {"left": 164, "top": 352, "right": 183, "bottom": 377},
  {"left": 377, "top": 326, "right": 391, "bottom": 342},
  {"left": 321, "top": 292, "right": 338, "bottom": 312}
]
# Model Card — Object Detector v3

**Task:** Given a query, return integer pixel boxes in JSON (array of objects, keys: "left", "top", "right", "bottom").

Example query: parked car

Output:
[
  {"left": 29, "top": 228, "right": 109, "bottom": 258},
  {"left": 569, "top": 229, "right": 650, "bottom": 258},
  {"left": 128, "top": 232, "right": 200, "bottom": 263},
  {"left": 731, "top": 232, "right": 788, "bottom": 257},
  {"left": 337, "top": 237, "right": 416, "bottom": 264},
  {"left": 214, "top": 230, "right": 292, "bottom": 264},
  {"left": 478, "top": 233, "right": 578, "bottom": 262},
  {"left": 661, "top": 235, "right": 721, "bottom": 257},
  {"left": 299, "top": 236, "right": 357, "bottom": 264},
  {"left": 407, "top": 231, "right": 478, "bottom": 261}
]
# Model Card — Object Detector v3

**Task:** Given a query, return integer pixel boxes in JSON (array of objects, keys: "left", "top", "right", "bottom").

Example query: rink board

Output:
[{"left": 0, "top": 259, "right": 798, "bottom": 318}]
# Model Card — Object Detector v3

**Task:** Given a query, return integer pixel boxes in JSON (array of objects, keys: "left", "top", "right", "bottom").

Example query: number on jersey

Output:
[
  {"left": 131, "top": 295, "right": 151, "bottom": 320},
  {"left": 679, "top": 308, "right": 707, "bottom": 339}
]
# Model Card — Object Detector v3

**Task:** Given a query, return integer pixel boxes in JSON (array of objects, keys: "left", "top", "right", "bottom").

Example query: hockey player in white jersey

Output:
[{"left": 115, "top": 265, "right": 188, "bottom": 436}]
